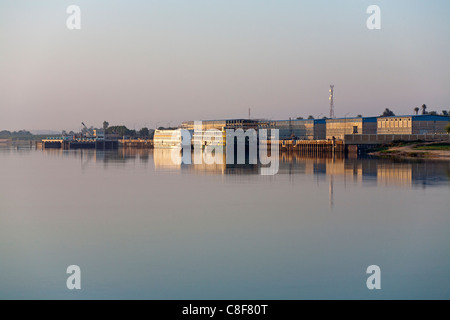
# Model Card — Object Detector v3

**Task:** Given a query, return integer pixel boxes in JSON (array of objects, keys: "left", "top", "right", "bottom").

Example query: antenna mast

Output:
[{"left": 329, "top": 85, "right": 335, "bottom": 119}]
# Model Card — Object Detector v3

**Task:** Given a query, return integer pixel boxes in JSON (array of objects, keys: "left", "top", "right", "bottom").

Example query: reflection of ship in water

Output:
[
  {"left": 153, "top": 148, "right": 180, "bottom": 170},
  {"left": 153, "top": 148, "right": 259, "bottom": 175}
]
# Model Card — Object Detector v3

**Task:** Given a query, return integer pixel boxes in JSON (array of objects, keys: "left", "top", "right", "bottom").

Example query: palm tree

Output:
[
  {"left": 381, "top": 108, "right": 395, "bottom": 117},
  {"left": 414, "top": 107, "right": 419, "bottom": 115},
  {"left": 421, "top": 104, "right": 427, "bottom": 115}
]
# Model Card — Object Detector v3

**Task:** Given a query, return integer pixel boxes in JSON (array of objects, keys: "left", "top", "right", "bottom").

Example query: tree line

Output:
[
  {"left": 0, "top": 130, "right": 33, "bottom": 139},
  {"left": 102, "top": 121, "right": 154, "bottom": 138},
  {"left": 382, "top": 105, "right": 449, "bottom": 117}
]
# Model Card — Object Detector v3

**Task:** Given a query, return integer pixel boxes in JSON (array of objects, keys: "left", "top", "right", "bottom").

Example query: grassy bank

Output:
[
  {"left": 369, "top": 141, "right": 450, "bottom": 160},
  {"left": 413, "top": 143, "right": 450, "bottom": 151}
]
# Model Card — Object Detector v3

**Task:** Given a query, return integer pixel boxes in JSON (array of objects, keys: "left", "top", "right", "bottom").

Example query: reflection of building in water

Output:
[
  {"left": 409, "top": 161, "right": 450, "bottom": 186},
  {"left": 43, "top": 147, "right": 447, "bottom": 187},
  {"left": 150, "top": 148, "right": 450, "bottom": 186},
  {"left": 278, "top": 153, "right": 370, "bottom": 180},
  {"left": 278, "top": 152, "right": 330, "bottom": 175},
  {"left": 325, "top": 158, "right": 364, "bottom": 183},
  {"left": 152, "top": 150, "right": 449, "bottom": 187},
  {"left": 277, "top": 153, "right": 432, "bottom": 189},
  {"left": 377, "top": 162, "right": 413, "bottom": 187},
  {"left": 329, "top": 175, "right": 334, "bottom": 208}
]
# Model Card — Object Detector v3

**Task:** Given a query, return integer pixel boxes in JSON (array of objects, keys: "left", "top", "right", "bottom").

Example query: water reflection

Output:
[
  {"left": 153, "top": 148, "right": 259, "bottom": 175},
  {"left": 34, "top": 147, "right": 450, "bottom": 188},
  {"left": 0, "top": 146, "right": 449, "bottom": 299}
]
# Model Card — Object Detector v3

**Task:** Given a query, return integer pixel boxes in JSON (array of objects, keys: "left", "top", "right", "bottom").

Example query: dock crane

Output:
[{"left": 81, "top": 122, "right": 93, "bottom": 137}]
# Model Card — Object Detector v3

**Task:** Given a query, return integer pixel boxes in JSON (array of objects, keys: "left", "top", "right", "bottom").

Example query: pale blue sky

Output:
[{"left": 1, "top": 1, "right": 449, "bottom": 131}]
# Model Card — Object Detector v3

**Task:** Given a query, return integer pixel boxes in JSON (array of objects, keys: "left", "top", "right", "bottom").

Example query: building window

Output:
[{"left": 353, "top": 126, "right": 358, "bottom": 134}]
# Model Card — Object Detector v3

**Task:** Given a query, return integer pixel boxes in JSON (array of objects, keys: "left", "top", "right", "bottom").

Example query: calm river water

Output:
[{"left": 0, "top": 147, "right": 449, "bottom": 299}]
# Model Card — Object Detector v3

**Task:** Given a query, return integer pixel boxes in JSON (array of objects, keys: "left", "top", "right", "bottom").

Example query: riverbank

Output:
[{"left": 369, "top": 142, "right": 450, "bottom": 160}]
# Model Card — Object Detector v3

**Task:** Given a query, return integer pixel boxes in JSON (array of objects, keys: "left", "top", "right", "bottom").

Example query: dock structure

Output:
[
  {"left": 286, "top": 139, "right": 344, "bottom": 155},
  {"left": 263, "top": 139, "right": 344, "bottom": 155},
  {"left": 270, "top": 133, "right": 449, "bottom": 155},
  {"left": 0, "top": 138, "right": 12, "bottom": 147},
  {"left": 119, "top": 139, "right": 153, "bottom": 148},
  {"left": 41, "top": 137, "right": 118, "bottom": 150}
]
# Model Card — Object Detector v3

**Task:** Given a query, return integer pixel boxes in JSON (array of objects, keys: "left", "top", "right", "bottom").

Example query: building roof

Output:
[
  {"left": 267, "top": 118, "right": 326, "bottom": 123},
  {"left": 182, "top": 119, "right": 259, "bottom": 123},
  {"left": 326, "top": 117, "right": 377, "bottom": 122},
  {"left": 378, "top": 114, "right": 450, "bottom": 121}
]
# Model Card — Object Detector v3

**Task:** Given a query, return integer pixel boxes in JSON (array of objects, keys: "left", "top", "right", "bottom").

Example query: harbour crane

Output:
[{"left": 81, "top": 122, "right": 92, "bottom": 137}]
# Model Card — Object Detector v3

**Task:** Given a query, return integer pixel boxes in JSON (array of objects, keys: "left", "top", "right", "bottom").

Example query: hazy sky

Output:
[{"left": 1, "top": 0, "right": 449, "bottom": 131}]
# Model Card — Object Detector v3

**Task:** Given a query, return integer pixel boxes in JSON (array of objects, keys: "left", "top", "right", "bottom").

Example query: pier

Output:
[
  {"left": 39, "top": 133, "right": 449, "bottom": 155},
  {"left": 119, "top": 139, "right": 153, "bottom": 148},
  {"left": 41, "top": 137, "right": 118, "bottom": 150},
  {"left": 262, "top": 139, "right": 345, "bottom": 155}
]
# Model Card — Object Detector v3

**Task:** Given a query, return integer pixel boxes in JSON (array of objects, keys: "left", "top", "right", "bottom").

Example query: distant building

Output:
[
  {"left": 93, "top": 129, "right": 105, "bottom": 140},
  {"left": 105, "top": 133, "right": 120, "bottom": 140},
  {"left": 326, "top": 117, "right": 377, "bottom": 140},
  {"left": 377, "top": 115, "right": 450, "bottom": 135},
  {"left": 258, "top": 119, "right": 326, "bottom": 140}
]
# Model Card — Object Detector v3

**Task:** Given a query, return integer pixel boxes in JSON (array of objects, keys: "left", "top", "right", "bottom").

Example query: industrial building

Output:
[
  {"left": 181, "top": 119, "right": 259, "bottom": 131},
  {"left": 181, "top": 119, "right": 260, "bottom": 147},
  {"left": 377, "top": 114, "right": 450, "bottom": 135},
  {"left": 152, "top": 114, "right": 449, "bottom": 149},
  {"left": 258, "top": 119, "right": 326, "bottom": 140},
  {"left": 326, "top": 117, "right": 377, "bottom": 140}
]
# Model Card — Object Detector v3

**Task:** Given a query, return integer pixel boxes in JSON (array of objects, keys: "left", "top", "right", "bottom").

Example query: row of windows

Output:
[
  {"left": 378, "top": 121, "right": 412, "bottom": 128},
  {"left": 380, "top": 118, "right": 410, "bottom": 121},
  {"left": 326, "top": 123, "right": 361, "bottom": 129}
]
